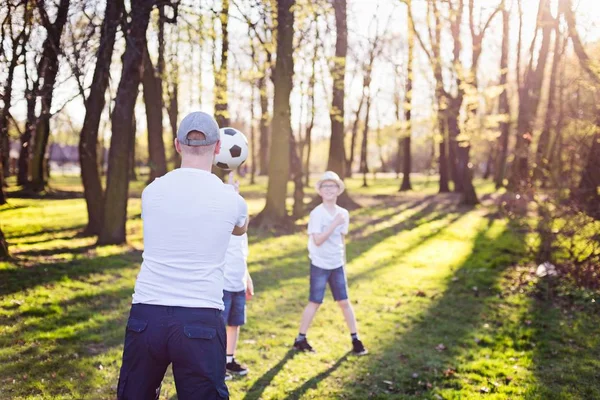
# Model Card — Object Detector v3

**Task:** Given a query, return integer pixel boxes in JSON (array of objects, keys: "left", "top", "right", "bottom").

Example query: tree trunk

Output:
[
  {"left": 303, "top": 22, "right": 318, "bottom": 187},
  {"left": 0, "top": 226, "right": 8, "bottom": 259},
  {"left": 214, "top": 0, "right": 230, "bottom": 128},
  {"left": 1, "top": 1, "right": 30, "bottom": 180},
  {"left": 250, "top": 83, "right": 256, "bottom": 184},
  {"left": 359, "top": 95, "right": 372, "bottom": 188},
  {"left": 28, "top": 0, "right": 71, "bottom": 192},
  {"left": 494, "top": 7, "right": 510, "bottom": 189},
  {"left": 438, "top": 113, "right": 450, "bottom": 193},
  {"left": 79, "top": 0, "right": 122, "bottom": 235},
  {"left": 400, "top": 3, "right": 414, "bottom": 192},
  {"left": 18, "top": 85, "right": 37, "bottom": 186},
  {"left": 483, "top": 143, "right": 495, "bottom": 179},
  {"left": 290, "top": 131, "right": 304, "bottom": 219},
  {"left": 327, "top": 0, "right": 347, "bottom": 179},
  {"left": 251, "top": 0, "right": 295, "bottom": 230},
  {"left": 258, "top": 75, "right": 269, "bottom": 176},
  {"left": 509, "top": 0, "right": 553, "bottom": 190},
  {"left": 142, "top": 47, "right": 168, "bottom": 182},
  {"left": 534, "top": 19, "right": 561, "bottom": 184},
  {"left": 346, "top": 94, "right": 364, "bottom": 178},
  {"left": 129, "top": 114, "right": 137, "bottom": 181},
  {"left": 98, "top": 0, "right": 154, "bottom": 245}
]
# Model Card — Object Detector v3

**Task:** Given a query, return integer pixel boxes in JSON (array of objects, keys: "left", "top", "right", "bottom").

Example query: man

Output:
[{"left": 117, "top": 111, "right": 248, "bottom": 400}]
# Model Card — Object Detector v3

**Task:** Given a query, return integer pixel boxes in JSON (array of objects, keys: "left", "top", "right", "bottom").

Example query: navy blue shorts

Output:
[
  {"left": 117, "top": 303, "right": 229, "bottom": 400},
  {"left": 222, "top": 290, "right": 246, "bottom": 326},
  {"left": 309, "top": 264, "right": 349, "bottom": 304}
]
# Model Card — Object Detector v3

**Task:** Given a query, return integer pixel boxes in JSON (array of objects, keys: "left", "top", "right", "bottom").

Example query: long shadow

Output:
[
  {"left": 336, "top": 220, "right": 527, "bottom": 398},
  {"left": 6, "top": 225, "right": 86, "bottom": 242},
  {"left": 0, "top": 287, "right": 134, "bottom": 398},
  {"left": 0, "top": 249, "right": 141, "bottom": 296},
  {"left": 250, "top": 199, "right": 452, "bottom": 294},
  {"left": 13, "top": 243, "right": 98, "bottom": 257},
  {"left": 283, "top": 353, "right": 350, "bottom": 400},
  {"left": 242, "top": 350, "right": 298, "bottom": 400}
]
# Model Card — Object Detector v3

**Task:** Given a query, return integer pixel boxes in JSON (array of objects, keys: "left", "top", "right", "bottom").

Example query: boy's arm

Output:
[
  {"left": 342, "top": 234, "right": 347, "bottom": 266},
  {"left": 245, "top": 271, "right": 254, "bottom": 300},
  {"left": 312, "top": 214, "right": 345, "bottom": 246}
]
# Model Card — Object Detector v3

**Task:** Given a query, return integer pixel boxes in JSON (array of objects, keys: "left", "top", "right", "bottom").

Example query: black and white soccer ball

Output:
[{"left": 213, "top": 127, "right": 249, "bottom": 170}]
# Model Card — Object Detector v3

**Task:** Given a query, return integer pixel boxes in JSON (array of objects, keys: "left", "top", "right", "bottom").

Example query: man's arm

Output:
[{"left": 232, "top": 216, "right": 248, "bottom": 236}]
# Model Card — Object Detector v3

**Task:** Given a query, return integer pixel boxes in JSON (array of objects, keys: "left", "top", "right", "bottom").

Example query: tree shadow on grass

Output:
[
  {"left": 0, "top": 249, "right": 140, "bottom": 296},
  {"left": 0, "top": 286, "right": 134, "bottom": 398},
  {"left": 336, "top": 219, "right": 527, "bottom": 398}
]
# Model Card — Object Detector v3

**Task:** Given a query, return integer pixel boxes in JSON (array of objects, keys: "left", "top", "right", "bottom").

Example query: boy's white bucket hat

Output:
[{"left": 315, "top": 171, "right": 345, "bottom": 195}]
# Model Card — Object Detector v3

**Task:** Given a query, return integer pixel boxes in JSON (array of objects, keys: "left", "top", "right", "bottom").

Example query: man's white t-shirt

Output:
[
  {"left": 223, "top": 233, "right": 248, "bottom": 292},
  {"left": 132, "top": 168, "right": 248, "bottom": 310},
  {"left": 307, "top": 204, "right": 349, "bottom": 270}
]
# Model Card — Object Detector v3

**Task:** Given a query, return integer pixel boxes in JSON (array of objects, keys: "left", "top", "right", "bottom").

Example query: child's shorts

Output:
[
  {"left": 222, "top": 290, "right": 246, "bottom": 326},
  {"left": 309, "top": 264, "right": 349, "bottom": 304}
]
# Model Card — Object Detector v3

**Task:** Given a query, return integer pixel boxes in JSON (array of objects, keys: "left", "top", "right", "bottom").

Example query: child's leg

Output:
[
  {"left": 329, "top": 266, "right": 359, "bottom": 334},
  {"left": 299, "top": 264, "right": 329, "bottom": 335},
  {"left": 226, "top": 325, "right": 240, "bottom": 356},
  {"left": 299, "top": 301, "right": 320, "bottom": 334},
  {"left": 337, "top": 299, "right": 358, "bottom": 334}
]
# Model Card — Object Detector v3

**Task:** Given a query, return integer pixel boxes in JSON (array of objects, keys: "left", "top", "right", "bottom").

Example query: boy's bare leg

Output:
[
  {"left": 299, "top": 302, "right": 320, "bottom": 334},
  {"left": 338, "top": 299, "right": 358, "bottom": 334},
  {"left": 226, "top": 326, "right": 240, "bottom": 356}
]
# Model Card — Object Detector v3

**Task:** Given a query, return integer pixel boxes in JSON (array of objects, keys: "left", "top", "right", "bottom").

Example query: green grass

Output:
[{"left": 1, "top": 175, "right": 598, "bottom": 399}]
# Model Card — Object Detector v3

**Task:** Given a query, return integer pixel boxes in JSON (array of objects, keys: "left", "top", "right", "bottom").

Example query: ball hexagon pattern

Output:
[{"left": 213, "top": 127, "right": 249, "bottom": 170}]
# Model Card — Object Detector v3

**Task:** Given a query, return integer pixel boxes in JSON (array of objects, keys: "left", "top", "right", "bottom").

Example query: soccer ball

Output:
[{"left": 213, "top": 127, "right": 249, "bottom": 170}]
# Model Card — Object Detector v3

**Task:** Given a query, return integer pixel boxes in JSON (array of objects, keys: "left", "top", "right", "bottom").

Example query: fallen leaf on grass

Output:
[
  {"left": 480, "top": 386, "right": 490, "bottom": 393},
  {"left": 443, "top": 368, "right": 456, "bottom": 377},
  {"left": 435, "top": 343, "right": 447, "bottom": 351}
]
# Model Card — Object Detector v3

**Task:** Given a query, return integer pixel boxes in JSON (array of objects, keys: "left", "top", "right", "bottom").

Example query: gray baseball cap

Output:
[{"left": 177, "top": 111, "right": 220, "bottom": 146}]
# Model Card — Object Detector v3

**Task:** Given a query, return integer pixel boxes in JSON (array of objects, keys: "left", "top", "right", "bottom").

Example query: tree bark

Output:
[
  {"left": 258, "top": 76, "right": 270, "bottom": 176},
  {"left": 359, "top": 95, "right": 372, "bottom": 188},
  {"left": 494, "top": 6, "right": 511, "bottom": 189},
  {"left": 98, "top": 0, "right": 154, "bottom": 245},
  {"left": 0, "top": 226, "right": 8, "bottom": 259},
  {"left": 561, "top": 0, "right": 600, "bottom": 215},
  {"left": 534, "top": 19, "right": 561, "bottom": 184},
  {"left": 346, "top": 94, "right": 364, "bottom": 178},
  {"left": 1, "top": 2, "right": 31, "bottom": 180},
  {"left": 214, "top": 0, "right": 230, "bottom": 128},
  {"left": 400, "top": 1, "right": 414, "bottom": 192},
  {"left": 509, "top": 0, "right": 553, "bottom": 190},
  {"left": 251, "top": 0, "right": 295, "bottom": 230},
  {"left": 327, "top": 0, "right": 347, "bottom": 179},
  {"left": 79, "top": 0, "right": 123, "bottom": 235},
  {"left": 28, "top": 0, "right": 71, "bottom": 192},
  {"left": 290, "top": 131, "right": 304, "bottom": 219},
  {"left": 142, "top": 47, "right": 168, "bottom": 182}
]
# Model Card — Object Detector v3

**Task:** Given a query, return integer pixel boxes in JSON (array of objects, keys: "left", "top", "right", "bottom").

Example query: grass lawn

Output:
[{"left": 1, "top": 174, "right": 598, "bottom": 399}]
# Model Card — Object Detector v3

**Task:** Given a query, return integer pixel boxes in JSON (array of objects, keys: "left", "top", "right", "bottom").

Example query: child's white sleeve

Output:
[
  {"left": 342, "top": 210, "right": 350, "bottom": 235},
  {"left": 307, "top": 210, "right": 322, "bottom": 234}
]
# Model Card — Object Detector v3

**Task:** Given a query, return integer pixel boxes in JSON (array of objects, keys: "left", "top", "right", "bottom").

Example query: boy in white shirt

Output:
[
  {"left": 222, "top": 174, "right": 254, "bottom": 377},
  {"left": 293, "top": 171, "right": 367, "bottom": 355}
]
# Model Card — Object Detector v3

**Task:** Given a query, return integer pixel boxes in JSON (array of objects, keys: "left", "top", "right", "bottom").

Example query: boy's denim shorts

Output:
[
  {"left": 309, "top": 264, "right": 349, "bottom": 304},
  {"left": 222, "top": 290, "right": 246, "bottom": 326}
]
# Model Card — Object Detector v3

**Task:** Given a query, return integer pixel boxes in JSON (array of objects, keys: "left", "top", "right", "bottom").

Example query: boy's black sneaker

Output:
[
  {"left": 352, "top": 339, "right": 368, "bottom": 355},
  {"left": 293, "top": 338, "right": 315, "bottom": 352},
  {"left": 226, "top": 359, "right": 249, "bottom": 376}
]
